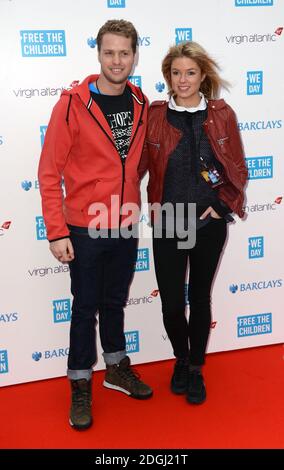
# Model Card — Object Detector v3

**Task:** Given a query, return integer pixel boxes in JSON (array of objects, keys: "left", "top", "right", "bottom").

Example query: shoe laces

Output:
[
  {"left": 72, "top": 383, "right": 91, "bottom": 410},
  {"left": 117, "top": 364, "right": 142, "bottom": 385}
]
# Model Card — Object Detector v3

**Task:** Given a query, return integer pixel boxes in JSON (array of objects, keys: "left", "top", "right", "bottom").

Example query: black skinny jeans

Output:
[{"left": 153, "top": 218, "right": 227, "bottom": 365}]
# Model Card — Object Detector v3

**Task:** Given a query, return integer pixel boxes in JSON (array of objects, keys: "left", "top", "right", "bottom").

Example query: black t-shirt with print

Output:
[{"left": 91, "top": 86, "right": 133, "bottom": 162}]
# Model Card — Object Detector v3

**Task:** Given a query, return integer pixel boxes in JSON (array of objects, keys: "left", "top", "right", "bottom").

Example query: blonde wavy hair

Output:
[{"left": 162, "top": 41, "right": 229, "bottom": 99}]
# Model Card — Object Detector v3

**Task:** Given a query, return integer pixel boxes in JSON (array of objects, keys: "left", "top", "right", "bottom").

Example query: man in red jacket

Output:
[{"left": 38, "top": 19, "right": 152, "bottom": 431}]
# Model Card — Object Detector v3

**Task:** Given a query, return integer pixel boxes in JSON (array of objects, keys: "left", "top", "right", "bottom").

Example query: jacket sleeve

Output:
[
  {"left": 38, "top": 94, "right": 76, "bottom": 241},
  {"left": 226, "top": 105, "right": 248, "bottom": 188}
]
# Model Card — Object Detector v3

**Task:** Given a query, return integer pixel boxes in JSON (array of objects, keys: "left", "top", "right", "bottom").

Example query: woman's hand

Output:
[{"left": 199, "top": 206, "right": 222, "bottom": 220}]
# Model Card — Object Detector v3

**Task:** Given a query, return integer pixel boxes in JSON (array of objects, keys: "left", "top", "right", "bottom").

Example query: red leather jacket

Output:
[{"left": 139, "top": 99, "right": 247, "bottom": 217}]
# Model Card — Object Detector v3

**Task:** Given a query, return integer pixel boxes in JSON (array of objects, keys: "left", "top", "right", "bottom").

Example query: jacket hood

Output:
[{"left": 61, "top": 74, "right": 146, "bottom": 106}]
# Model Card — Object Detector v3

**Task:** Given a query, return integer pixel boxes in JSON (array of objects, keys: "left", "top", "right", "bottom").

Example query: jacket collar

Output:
[
  {"left": 169, "top": 93, "right": 207, "bottom": 113},
  {"left": 62, "top": 74, "right": 145, "bottom": 107}
]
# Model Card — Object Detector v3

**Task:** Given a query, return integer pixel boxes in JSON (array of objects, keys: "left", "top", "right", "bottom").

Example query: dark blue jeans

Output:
[{"left": 67, "top": 226, "right": 138, "bottom": 377}]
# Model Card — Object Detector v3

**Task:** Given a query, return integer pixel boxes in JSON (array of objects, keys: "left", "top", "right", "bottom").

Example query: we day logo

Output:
[
  {"left": 248, "top": 236, "right": 264, "bottom": 259},
  {"left": 125, "top": 330, "right": 139, "bottom": 353},
  {"left": 175, "top": 28, "right": 192, "bottom": 44},
  {"left": 107, "top": 0, "right": 125, "bottom": 6},
  {"left": 53, "top": 299, "right": 71, "bottom": 323},
  {"left": 247, "top": 71, "right": 263, "bottom": 95}
]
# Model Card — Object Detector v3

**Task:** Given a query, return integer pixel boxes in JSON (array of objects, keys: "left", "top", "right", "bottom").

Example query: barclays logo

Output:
[
  {"left": 87, "top": 37, "right": 97, "bottom": 49},
  {"left": 20, "top": 30, "right": 67, "bottom": 57},
  {"left": 235, "top": 0, "right": 273, "bottom": 6},
  {"left": 0, "top": 312, "right": 19, "bottom": 323},
  {"left": 32, "top": 348, "right": 69, "bottom": 361},
  {"left": 155, "top": 82, "right": 165, "bottom": 93},
  {"left": 0, "top": 350, "right": 9, "bottom": 374},
  {"left": 21, "top": 179, "right": 40, "bottom": 191},
  {"left": 107, "top": 0, "right": 125, "bottom": 7},
  {"left": 87, "top": 36, "right": 150, "bottom": 48},
  {"left": 138, "top": 36, "right": 151, "bottom": 47},
  {"left": 21, "top": 180, "right": 32, "bottom": 191},
  {"left": 175, "top": 28, "right": 192, "bottom": 44},
  {"left": 230, "top": 279, "right": 282, "bottom": 293},
  {"left": 238, "top": 120, "right": 282, "bottom": 131},
  {"left": 32, "top": 352, "right": 42, "bottom": 361},
  {"left": 230, "top": 284, "right": 238, "bottom": 293}
]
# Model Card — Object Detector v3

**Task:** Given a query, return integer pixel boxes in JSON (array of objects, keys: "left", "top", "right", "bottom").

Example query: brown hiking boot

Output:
[
  {"left": 103, "top": 356, "right": 153, "bottom": 399},
  {"left": 69, "top": 379, "right": 93, "bottom": 430}
]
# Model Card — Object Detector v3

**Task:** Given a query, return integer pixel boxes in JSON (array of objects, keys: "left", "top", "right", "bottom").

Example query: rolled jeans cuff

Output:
[
  {"left": 67, "top": 368, "right": 93, "bottom": 381},
  {"left": 103, "top": 350, "right": 126, "bottom": 366}
]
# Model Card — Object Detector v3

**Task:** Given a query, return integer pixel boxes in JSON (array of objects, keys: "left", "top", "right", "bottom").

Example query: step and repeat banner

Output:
[{"left": 0, "top": 0, "right": 283, "bottom": 386}]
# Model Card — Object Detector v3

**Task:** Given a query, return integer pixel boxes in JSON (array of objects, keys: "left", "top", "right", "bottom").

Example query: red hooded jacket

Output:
[{"left": 38, "top": 74, "right": 148, "bottom": 241}]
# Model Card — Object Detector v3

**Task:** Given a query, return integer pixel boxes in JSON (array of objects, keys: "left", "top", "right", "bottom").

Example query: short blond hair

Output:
[
  {"left": 162, "top": 41, "right": 229, "bottom": 99},
  {"left": 97, "top": 19, "right": 138, "bottom": 54}
]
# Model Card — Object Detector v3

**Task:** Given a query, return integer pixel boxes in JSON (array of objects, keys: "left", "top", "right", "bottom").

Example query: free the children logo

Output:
[
  {"left": 237, "top": 313, "right": 272, "bottom": 337},
  {"left": 235, "top": 0, "right": 273, "bottom": 6},
  {"left": 20, "top": 30, "right": 67, "bottom": 57},
  {"left": 246, "top": 156, "right": 273, "bottom": 179},
  {"left": 135, "top": 248, "right": 149, "bottom": 272},
  {"left": 0, "top": 350, "right": 9, "bottom": 374},
  {"left": 35, "top": 216, "right": 47, "bottom": 240}
]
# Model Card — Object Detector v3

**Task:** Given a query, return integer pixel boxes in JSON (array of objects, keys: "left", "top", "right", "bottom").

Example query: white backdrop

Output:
[{"left": 0, "top": 0, "right": 283, "bottom": 386}]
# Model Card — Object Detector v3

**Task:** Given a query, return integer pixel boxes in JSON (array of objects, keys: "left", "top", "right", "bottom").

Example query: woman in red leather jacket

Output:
[{"left": 139, "top": 41, "right": 247, "bottom": 404}]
